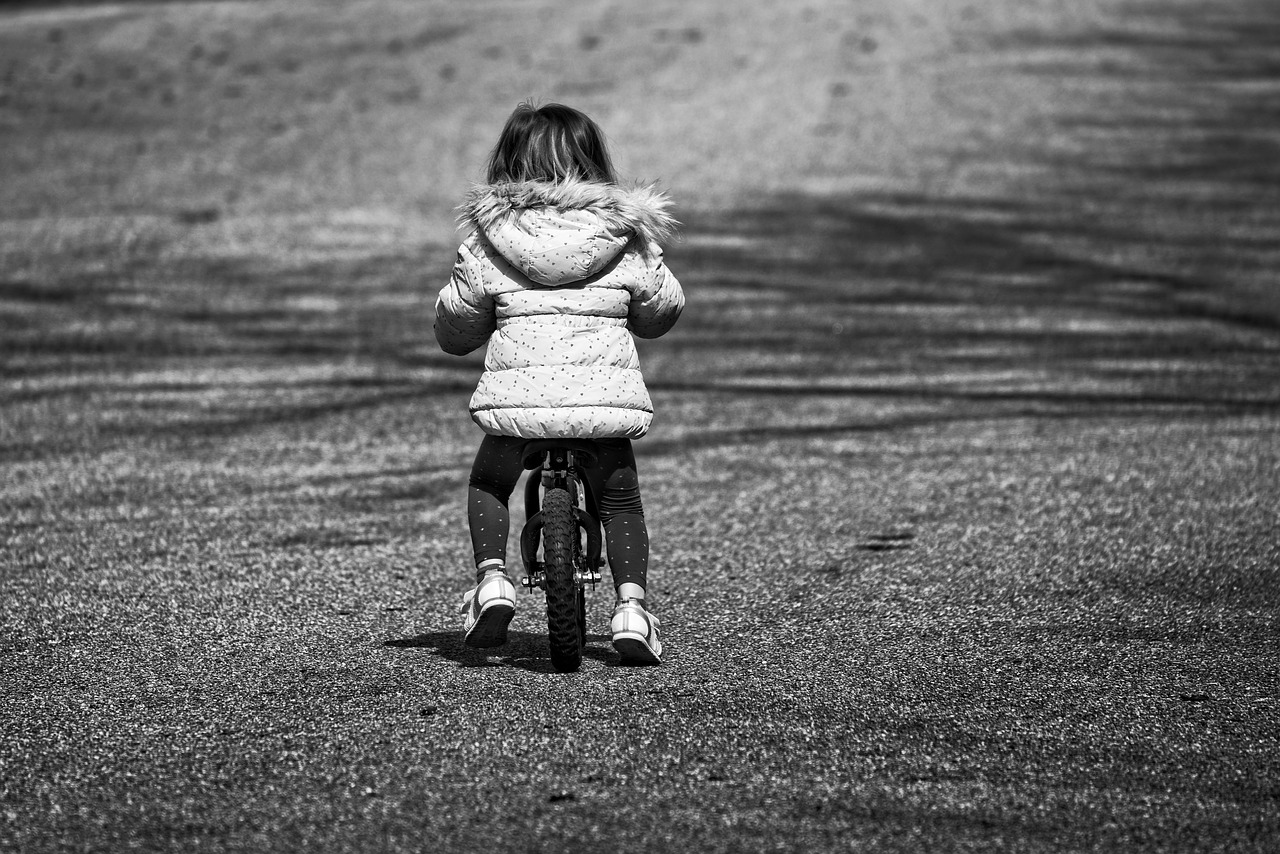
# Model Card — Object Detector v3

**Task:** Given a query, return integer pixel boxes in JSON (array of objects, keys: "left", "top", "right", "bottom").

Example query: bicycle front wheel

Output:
[{"left": 541, "top": 482, "right": 583, "bottom": 672}]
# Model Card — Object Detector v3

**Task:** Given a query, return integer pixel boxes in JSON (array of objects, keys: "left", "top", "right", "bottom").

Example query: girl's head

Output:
[{"left": 485, "top": 102, "right": 617, "bottom": 185}]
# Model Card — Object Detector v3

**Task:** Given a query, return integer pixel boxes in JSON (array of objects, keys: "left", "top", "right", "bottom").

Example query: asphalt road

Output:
[{"left": 2, "top": 1, "right": 1279, "bottom": 851}]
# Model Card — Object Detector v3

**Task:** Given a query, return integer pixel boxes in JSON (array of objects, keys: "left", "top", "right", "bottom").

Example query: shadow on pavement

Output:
[{"left": 385, "top": 630, "right": 618, "bottom": 672}]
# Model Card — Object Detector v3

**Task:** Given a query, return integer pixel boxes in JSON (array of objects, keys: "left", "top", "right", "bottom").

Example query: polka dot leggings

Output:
[{"left": 467, "top": 435, "right": 649, "bottom": 591}]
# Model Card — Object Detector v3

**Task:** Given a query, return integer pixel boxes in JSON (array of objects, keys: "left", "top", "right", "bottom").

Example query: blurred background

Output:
[
  {"left": 5, "top": 0, "right": 1276, "bottom": 388},
  {"left": 11, "top": 0, "right": 1272, "bottom": 249}
]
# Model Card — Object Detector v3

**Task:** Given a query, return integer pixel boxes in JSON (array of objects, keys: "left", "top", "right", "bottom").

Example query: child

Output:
[{"left": 434, "top": 102, "right": 684, "bottom": 664}]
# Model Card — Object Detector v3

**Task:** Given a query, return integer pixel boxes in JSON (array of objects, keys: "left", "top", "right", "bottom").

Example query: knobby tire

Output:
[{"left": 542, "top": 483, "right": 582, "bottom": 672}]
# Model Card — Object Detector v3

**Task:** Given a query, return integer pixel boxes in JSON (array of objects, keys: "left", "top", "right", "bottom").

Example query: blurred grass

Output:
[{"left": 4, "top": 0, "right": 1276, "bottom": 455}]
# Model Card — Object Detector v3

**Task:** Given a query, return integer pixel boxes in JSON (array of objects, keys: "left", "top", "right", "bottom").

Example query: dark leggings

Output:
[{"left": 467, "top": 435, "right": 649, "bottom": 590}]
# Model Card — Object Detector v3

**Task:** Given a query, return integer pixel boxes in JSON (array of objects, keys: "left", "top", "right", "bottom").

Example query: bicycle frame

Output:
[{"left": 518, "top": 443, "right": 604, "bottom": 594}]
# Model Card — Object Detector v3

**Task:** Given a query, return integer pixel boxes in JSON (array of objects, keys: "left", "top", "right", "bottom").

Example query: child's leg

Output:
[
  {"left": 582, "top": 439, "right": 649, "bottom": 600},
  {"left": 467, "top": 434, "right": 527, "bottom": 580},
  {"left": 589, "top": 439, "right": 662, "bottom": 663}
]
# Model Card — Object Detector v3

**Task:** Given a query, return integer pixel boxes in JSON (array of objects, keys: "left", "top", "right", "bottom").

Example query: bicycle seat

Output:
[{"left": 521, "top": 439, "right": 599, "bottom": 470}]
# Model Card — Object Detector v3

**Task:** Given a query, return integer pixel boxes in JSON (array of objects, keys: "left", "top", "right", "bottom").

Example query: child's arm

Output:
[
  {"left": 627, "top": 248, "right": 684, "bottom": 339},
  {"left": 434, "top": 242, "right": 496, "bottom": 355}
]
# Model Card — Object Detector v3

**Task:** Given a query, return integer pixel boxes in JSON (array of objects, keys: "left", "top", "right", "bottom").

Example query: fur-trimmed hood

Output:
[
  {"left": 456, "top": 179, "right": 678, "bottom": 287},
  {"left": 458, "top": 179, "right": 679, "bottom": 245}
]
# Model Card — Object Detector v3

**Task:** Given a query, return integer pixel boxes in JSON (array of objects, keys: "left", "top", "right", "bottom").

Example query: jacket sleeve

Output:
[
  {"left": 434, "top": 242, "right": 496, "bottom": 356},
  {"left": 627, "top": 247, "right": 684, "bottom": 339}
]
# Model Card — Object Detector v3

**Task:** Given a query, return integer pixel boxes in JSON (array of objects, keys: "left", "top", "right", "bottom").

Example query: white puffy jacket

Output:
[{"left": 434, "top": 179, "right": 684, "bottom": 439}]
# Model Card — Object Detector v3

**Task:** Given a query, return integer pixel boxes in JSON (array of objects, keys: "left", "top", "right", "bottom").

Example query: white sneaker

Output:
[
  {"left": 611, "top": 598, "right": 662, "bottom": 664},
  {"left": 461, "top": 571, "right": 516, "bottom": 648}
]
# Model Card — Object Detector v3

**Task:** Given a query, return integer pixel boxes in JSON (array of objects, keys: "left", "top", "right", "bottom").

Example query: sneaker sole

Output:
[
  {"left": 464, "top": 600, "right": 515, "bottom": 648},
  {"left": 613, "top": 632, "right": 662, "bottom": 665}
]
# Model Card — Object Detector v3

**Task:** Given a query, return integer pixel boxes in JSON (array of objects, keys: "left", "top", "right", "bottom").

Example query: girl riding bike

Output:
[{"left": 434, "top": 102, "right": 684, "bottom": 665}]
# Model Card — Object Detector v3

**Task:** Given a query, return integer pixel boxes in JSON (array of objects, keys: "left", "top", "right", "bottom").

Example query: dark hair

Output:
[{"left": 485, "top": 102, "right": 617, "bottom": 184}]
